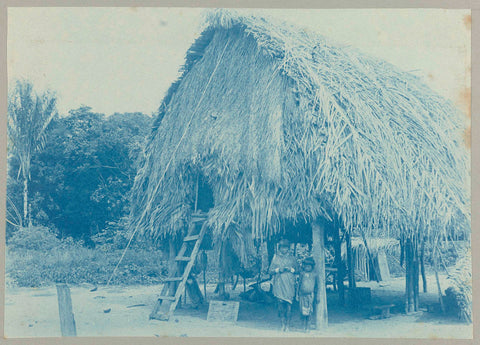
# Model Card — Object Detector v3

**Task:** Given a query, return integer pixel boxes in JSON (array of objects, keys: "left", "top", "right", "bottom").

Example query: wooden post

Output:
[
  {"left": 405, "top": 237, "right": 412, "bottom": 313},
  {"left": 414, "top": 251, "right": 420, "bottom": 311},
  {"left": 404, "top": 240, "right": 410, "bottom": 313},
  {"left": 204, "top": 271, "right": 208, "bottom": 298},
  {"left": 400, "top": 237, "right": 405, "bottom": 267},
  {"left": 257, "top": 241, "right": 262, "bottom": 286},
  {"left": 360, "top": 230, "right": 380, "bottom": 282},
  {"left": 312, "top": 220, "right": 328, "bottom": 329},
  {"left": 194, "top": 174, "right": 199, "bottom": 212},
  {"left": 420, "top": 238, "right": 427, "bottom": 293},
  {"left": 408, "top": 239, "right": 414, "bottom": 312},
  {"left": 333, "top": 224, "right": 345, "bottom": 306},
  {"left": 23, "top": 178, "right": 28, "bottom": 227},
  {"left": 345, "top": 230, "right": 355, "bottom": 307},
  {"left": 168, "top": 238, "right": 178, "bottom": 298},
  {"left": 433, "top": 246, "right": 445, "bottom": 313},
  {"left": 56, "top": 284, "right": 77, "bottom": 337},
  {"left": 405, "top": 237, "right": 415, "bottom": 313},
  {"left": 434, "top": 267, "right": 445, "bottom": 313},
  {"left": 412, "top": 238, "right": 419, "bottom": 311},
  {"left": 267, "top": 239, "right": 275, "bottom": 267}
]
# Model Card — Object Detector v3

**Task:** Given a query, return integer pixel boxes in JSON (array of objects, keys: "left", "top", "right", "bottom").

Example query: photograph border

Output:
[{"left": 0, "top": 0, "right": 477, "bottom": 344}]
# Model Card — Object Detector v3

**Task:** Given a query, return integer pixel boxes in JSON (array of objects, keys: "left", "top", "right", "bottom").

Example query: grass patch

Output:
[{"left": 6, "top": 226, "right": 167, "bottom": 287}]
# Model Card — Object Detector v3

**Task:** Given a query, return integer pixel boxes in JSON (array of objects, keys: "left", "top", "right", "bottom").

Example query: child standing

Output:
[
  {"left": 269, "top": 239, "right": 298, "bottom": 332},
  {"left": 298, "top": 256, "right": 316, "bottom": 332}
]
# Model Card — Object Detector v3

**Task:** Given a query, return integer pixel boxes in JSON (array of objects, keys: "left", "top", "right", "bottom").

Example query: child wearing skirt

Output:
[{"left": 298, "top": 256, "right": 316, "bottom": 331}]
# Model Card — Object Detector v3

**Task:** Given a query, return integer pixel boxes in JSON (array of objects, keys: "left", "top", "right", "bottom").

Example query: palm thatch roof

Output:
[{"left": 129, "top": 10, "right": 470, "bottom": 247}]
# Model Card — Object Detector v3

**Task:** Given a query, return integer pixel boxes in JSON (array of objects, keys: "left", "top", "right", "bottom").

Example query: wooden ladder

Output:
[{"left": 149, "top": 212, "right": 208, "bottom": 321}]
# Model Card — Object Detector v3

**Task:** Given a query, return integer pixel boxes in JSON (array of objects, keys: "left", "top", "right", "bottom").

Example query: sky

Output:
[{"left": 8, "top": 8, "right": 471, "bottom": 117}]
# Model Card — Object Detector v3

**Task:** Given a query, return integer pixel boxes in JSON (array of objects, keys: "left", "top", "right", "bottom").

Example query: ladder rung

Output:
[
  {"left": 158, "top": 296, "right": 176, "bottom": 301},
  {"left": 183, "top": 235, "right": 200, "bottom": 242},
  {"left": 164, "top": 277, "right": 183, "bottom": 282},
  {"left": 191, "top": 213, "right": 207, "bottom": 222},
  {"left": 175, "top": 256, "right": 191, "bottom": 261},
  {"left": 150, "top": 313, "right": 169, "bottom": 321}
]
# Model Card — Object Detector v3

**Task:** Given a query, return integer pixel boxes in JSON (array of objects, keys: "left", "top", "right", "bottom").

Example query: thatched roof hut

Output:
[{"left": 129, "top": 10, "right": 469, "bottom": 254}]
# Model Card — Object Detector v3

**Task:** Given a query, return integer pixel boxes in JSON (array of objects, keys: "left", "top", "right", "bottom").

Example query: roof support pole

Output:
[
  {"left": 433, "top": 239, "right": 446, "bottom": 314},
  {"left": 405, "top": 236, "right": 418, "bottom": 313},
  {"left": 267, "top": 238, "right": 275, "bottom": 267},
  {"left": 405, "top": 237, "right": 412, "bottom": 313},
  {"left": 345, "top": 230, "right": 356, "bottom": 307},
  {"left": 312, "top": 219, "right": 328, "bottom": 329},
  {"left": 333, "top": 222, "right": 345, "bottom": 306},
  {"left": 360, "top": 229, "right": 380, "bottom": 282},
  {"left": 413, "top": 242, "right": 420, "bottom": 311},
  {"left": 420, "top": 238, "right": 427, "bottom": 293}
]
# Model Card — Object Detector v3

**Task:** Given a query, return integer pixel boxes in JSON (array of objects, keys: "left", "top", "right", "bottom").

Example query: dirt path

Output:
[{"left": 4, "top": 274, "right": 472, "bottom": 338}]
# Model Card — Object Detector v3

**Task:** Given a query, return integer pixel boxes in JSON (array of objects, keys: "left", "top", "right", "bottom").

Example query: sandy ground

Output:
[{"left": 4, "top": 273, "right": 472, "bottom": 338}]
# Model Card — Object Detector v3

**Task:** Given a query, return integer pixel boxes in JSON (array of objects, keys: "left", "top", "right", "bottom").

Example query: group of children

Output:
[{"left": 269, "top": 239, "right": 317, "bottom": 332}]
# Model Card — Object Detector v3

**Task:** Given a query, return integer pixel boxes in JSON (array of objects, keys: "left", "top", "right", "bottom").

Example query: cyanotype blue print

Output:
[{"left": 5, "top": 8, "right": 471, "bottom": 338}]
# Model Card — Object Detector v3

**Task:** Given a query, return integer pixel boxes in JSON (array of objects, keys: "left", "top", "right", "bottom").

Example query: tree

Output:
[
  {"left": 21, "top": 107, "right": 153, "bottom": 242},
  {"left": 7, "top": 80, "right": 57, "bottom": 227}
]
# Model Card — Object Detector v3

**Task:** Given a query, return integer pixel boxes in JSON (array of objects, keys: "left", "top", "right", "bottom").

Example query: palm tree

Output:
[{"left": 7, "top": 80, "right": 58, "bottom": 227}]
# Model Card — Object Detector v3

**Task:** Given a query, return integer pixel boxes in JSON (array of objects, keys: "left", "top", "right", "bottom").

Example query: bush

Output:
[
  {"left": 8, "top": 226, "right": 62, "bottom": 251},
  {"left": 6, "top": 226, "right": 167, "bottom": 287},
  {"left": 445, "top": 248, "right": 472, "bottom": 323}
]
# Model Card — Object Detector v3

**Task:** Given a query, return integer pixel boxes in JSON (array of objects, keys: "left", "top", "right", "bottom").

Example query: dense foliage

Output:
[{"left": 7, "top": 106, "right": 153, "bottom": 244}]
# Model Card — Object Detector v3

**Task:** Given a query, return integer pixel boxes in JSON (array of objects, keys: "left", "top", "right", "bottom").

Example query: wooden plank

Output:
[
  {"left": 157, "top": 296, "right": 176, "bottom": 301},
  {"left": 376, "top": 249, "right": 391, "bottom": 281},
  {"left": 207, "top": 301, "right": 240, "bottom": 323},
  {"left": 370, "top": 304, "right": 395, "bottom": 320},
  {"left": 372, "top": 304, "right": 395, "bottom": 319},
  {"left": 183, "top": 235, "right": 200, "bottom": 242},
  {"left": 56, "top": 284, "right": 77, "bottom": 337},
  {"left": 312, "top": 220, "right": 328, "bottom": 329},
  {"left": 373, "top": 303, "right": 395, "bottom": 310},
  {"left": 164, "top": 277, "right": 183, "bottom": 282},
  {"left": 175, "top": 256, "right": 191, "bottom": 262},
  {"left": 191, "top": 212, "right": 208, "bottom": 222}
]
